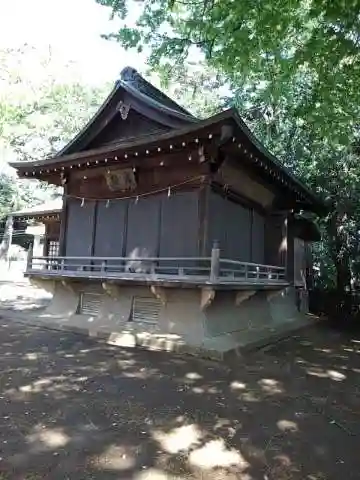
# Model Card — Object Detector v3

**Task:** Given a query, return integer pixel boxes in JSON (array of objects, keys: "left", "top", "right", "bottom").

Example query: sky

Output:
[
  {"left": 0, "top": 0, "right": 145, "bottom": 85},
  {"left": 0, "top": 0, "right": 147, "bottom": 174}
]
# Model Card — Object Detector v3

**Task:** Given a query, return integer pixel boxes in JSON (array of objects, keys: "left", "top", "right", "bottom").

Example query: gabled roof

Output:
[
  {"left": 57, "top": 67, "right": 197, "bottom": 157},
  {"left": 9, "top": 67, "right": 326, "bottom": 214},
  {"left": 12, "top": 198, "right": 62, "bottom": 218}
]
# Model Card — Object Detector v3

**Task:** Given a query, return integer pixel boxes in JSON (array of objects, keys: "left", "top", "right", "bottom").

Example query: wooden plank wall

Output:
[
  {"left": 206, "top": 191, "right": 265, "bottom": 263},
  {"left": 64, "top": 191, "right": 200, "bottom": 259}
]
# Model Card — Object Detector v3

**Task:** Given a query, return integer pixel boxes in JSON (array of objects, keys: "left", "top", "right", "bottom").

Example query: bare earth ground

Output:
[{"left": 0, "top": 280, "right": 359, "bottom": 479}]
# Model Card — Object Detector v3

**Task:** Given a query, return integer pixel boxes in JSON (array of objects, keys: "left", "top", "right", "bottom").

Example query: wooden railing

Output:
[{"left": 26, "top": 246, "right": 287, "bottom": 286}]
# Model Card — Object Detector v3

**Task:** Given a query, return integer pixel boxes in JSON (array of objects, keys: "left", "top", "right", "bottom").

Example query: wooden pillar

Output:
[
  {"left": 198, "top": 181, "right": 210, "bottom": 256},
  {"left": 43, "top": 222, "right": 49, "bottom": 257},
  {"left": 58, "top": 189, "right": 68, "bottom": 256},
  {"left": 285, "top": 213, "right": 295, "bottom": 284},
  {"left": 305, "top": 242, "right": 314, "bottom": 289},
  {"left": 210, "top": 240, "right": 220, "bottom": 282}
]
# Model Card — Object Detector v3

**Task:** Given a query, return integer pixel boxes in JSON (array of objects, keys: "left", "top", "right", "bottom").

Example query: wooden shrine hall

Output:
[{"left": 11, "top": 67, "right": 323, "bottom": 357}]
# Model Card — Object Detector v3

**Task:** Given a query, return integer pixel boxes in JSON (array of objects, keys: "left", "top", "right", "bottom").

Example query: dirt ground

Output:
[{"left": 0, "top": 311, "right": 359, "bottom": 480}]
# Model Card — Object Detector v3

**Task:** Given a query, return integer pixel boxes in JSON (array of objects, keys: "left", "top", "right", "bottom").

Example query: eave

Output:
[
  {"left": 12, "top": 199, "right": 62, "bottom": 222},
  {"left": 10, "top": 110, "right": 232, "bottom": 170},
  {"left": 14, "top": 212, "right": 60, "bottom": 223},
  {"left": 10, "top": 109, "right": 326, "bottom": 215}
]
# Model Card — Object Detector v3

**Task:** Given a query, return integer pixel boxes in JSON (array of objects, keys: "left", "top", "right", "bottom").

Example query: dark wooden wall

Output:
[
  {"left": 67, "top": 163, "right": 204, "bottom": 200},
  {"left": 65, "top": 201, "right": 96, "bottom": 265},
  {"left": 45, "top": 220, "right": 60, "bottom": 241},
  {"left": 94, "top": 201, "right": 128, "bottom": 257},
  {"left": 64, "top": 188, "right": 270, "bottom": 264},
  {"left": 87, "top": 110, "right": 169, "bottom": 150},
  {"left": 159, "top": 191, "right": 199, "bottom": 257},
  {"left": 264, "top": 213, "right": 286, "bottom": 267},
  {"left": 252, "top": 210, "right": 265, "bottom": 263},
  {"left": 64, "top": 191, "right": 200, "bottom": 259},
  {"left": 61, "top": 153, "right": 289, "bottom": 266},
  {"left": 206, "top": 191, "right": 265, "bottom": 263}
]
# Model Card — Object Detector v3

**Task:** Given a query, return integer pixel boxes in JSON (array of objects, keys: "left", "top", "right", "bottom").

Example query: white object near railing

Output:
[{"left": 26, "top": 242, "right": 286, "bottom": 285}]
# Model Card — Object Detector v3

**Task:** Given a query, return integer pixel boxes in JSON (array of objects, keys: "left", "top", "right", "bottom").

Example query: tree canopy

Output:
[
  {"left": 0, "top": 45, "right": 109, "bottom": 255},
  {"left": 99, "top": 0, "right": 360, "bottom": 143},
  {"left": 0, "top": 45, "right": 109, "bottom": 217}
]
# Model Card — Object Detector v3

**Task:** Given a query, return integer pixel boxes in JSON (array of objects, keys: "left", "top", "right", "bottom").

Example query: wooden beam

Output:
[
  {"left": 200, "top": 287, "right": 216, "bottom": 310},
  {"left": 211, "top": 182, "right": 268, "bottom": 215},
  {"left": 67, "top": 164, "right": 206, "bottom": 200},
  {"left": 235, "top": 290, "right": 256, "bottom": 306},
  {"left": 150, "top": 285, "right": 167, "bottom": 305},
  {"left": 102, "top": 281, "right": 120, "bottom": 298}
]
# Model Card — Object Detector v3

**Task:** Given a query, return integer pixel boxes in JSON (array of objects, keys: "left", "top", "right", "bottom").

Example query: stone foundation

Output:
[{"left": 29, "top": 278, "right": 309, "bottom": 358}]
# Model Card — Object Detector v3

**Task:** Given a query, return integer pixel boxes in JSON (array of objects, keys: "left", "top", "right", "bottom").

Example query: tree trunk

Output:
[
  {"left": 335, "top": 260, "right": 351, "bottom": 294},
  {"left": 327, "top": 213, "right": 351, "bottom": 290},
  {"left": 326, "top": 211, "right": 353, "bottom": 318},
  {"left": 0, "top": 215, "right": 13, "bottom": 261}
]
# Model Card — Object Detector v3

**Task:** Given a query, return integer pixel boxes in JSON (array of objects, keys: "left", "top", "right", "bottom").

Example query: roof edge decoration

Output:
[{"left": 119, "top": 67, "right": 195, "bottom": 119}]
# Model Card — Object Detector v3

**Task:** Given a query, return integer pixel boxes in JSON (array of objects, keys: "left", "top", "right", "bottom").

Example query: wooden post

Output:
[
  {"left": 26, "top": 243, "right": 33, "bottom": 272},
  {"left": 58, "top": 190, "right": 68, "bottom": 257},
  {"left": 210, "top": 240, "right": 220, "bottom": 282},
  {"left": 285, "top": 213, "right": 295, "bottom": 283}
]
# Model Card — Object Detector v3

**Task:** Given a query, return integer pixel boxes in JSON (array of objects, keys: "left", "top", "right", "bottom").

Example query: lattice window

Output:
[
  {"left": 131, "top": 296, "right": 161, "bottom": 324},
  {"left": 47, "top": 240, "right": 59, "bottom": 258},
  {"left": 77, "top": 292, "right": 103, "bottom": 315}
]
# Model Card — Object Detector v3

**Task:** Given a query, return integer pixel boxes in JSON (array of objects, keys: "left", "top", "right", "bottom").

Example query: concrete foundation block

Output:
[
  {"left": 107, "top": 331, "right": 136, "bottom": 347},
  {"left": 26, "top": 278, "right": 309, "bottom": 360}
]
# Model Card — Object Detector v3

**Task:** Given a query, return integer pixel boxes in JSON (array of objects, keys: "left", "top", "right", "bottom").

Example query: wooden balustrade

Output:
[{"left": 26, "top": 243, "right": 286, "bottom": 286}]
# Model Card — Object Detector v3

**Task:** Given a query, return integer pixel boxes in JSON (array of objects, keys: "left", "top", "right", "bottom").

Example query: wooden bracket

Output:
[
  {"left": 150, "top": 285, "right": 167, "bottom": 305},
  {"left": 235, "top": 290, "right": 256, "bottom": 306},
  {"left": 102, "top": 281, "right": 119, "bottom": 298},
  {"left": 30, "top": 277, "right": 55, "bottom": 294},
  {"left": 266, "top": 289, "right": 284, "bottom": 302},
  {"left": 61, "top": 279, "right": 75, "bottom": 293},
  {"left": 200, "top": 287, "right": 216, "bottom": 310}
]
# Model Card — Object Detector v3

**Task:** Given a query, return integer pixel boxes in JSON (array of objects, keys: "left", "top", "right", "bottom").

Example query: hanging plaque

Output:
[{"left": 105, "top": 168, "right": 137, "bottom": 192}]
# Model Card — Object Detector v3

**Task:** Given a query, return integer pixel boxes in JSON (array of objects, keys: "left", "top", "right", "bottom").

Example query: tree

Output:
[
  {"left": 0, "top": 45, "right": 109, "bottom": 164},
  {"left": 153, "top": 62, "right": 228, "bottom": 118},
  {"left": 239, "top": 81, "right": 360, "bottom": 296},
  {"left": 0, "top": 45, "right": 109, "bottom": 257},
  {"left": 0, "top": 215, "right": 13, "bottom": 261},
  {"left": 98, "top": 0, "right": 360, "bottom": 144}
]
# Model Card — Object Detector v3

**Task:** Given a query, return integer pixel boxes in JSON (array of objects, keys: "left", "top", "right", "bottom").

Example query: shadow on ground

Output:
[
  {"left": 0, "top": 318, "right": 359, "bottom": 479},
  {"left": 0, "top": 280, "right": 51, "bottom": 312}
]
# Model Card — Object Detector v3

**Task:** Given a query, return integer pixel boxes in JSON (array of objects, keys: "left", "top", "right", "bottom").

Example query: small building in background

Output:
[
  {"left": 10, "top": 67, "right": 324, "bottom": 357},
  {"left": 12, "top": 199, "right": 62, "bottom": 258}
]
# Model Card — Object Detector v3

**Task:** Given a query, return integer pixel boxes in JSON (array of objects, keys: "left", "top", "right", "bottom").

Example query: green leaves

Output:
[
  {"left": 98, "top": 0, "right": 360, "bottom": 145},
  {"left": 0, "top": 45, "right": 109, "bottom": 219}
]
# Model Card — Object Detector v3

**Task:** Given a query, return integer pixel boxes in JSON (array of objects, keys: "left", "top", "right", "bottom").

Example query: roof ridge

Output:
[{"left": 119, "top": 66, "right": 195, "bottom": 118}]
